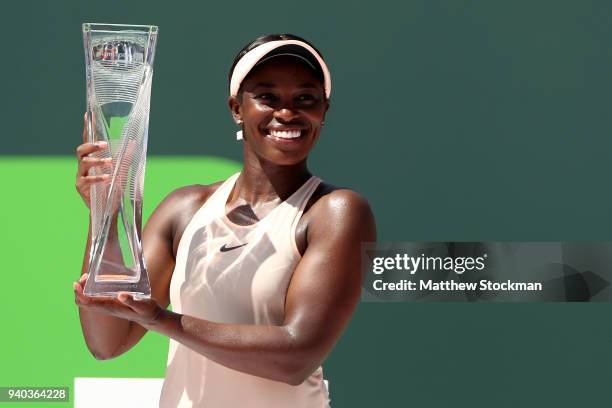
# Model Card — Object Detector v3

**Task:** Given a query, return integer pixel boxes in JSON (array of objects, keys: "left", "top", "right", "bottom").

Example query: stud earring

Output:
[{"left": 236, "top": 120, "right": 243, "bottom": 140}]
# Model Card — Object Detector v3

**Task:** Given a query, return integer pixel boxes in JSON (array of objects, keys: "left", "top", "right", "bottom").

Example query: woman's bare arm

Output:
[{"left": 76, "top": 190, "right": 177, "bottom": 359}]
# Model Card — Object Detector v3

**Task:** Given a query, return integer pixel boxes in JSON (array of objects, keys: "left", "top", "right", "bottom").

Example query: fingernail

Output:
[{"left": 96, "top": 141, "right": 108, "bottom": 147}]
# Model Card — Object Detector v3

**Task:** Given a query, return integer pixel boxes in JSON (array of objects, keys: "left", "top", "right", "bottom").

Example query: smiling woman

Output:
[{"left": 74, "top": 33, "right": 376, "bottom": 408}]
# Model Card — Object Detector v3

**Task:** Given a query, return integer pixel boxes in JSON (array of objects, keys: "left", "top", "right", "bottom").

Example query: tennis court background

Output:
[{"left": 2, "top": 1, "right": 612, "bottom": 407}]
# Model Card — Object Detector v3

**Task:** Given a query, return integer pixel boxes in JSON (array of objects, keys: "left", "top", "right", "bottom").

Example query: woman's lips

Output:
[
  {"left": 269, "top": 129, "right": 301, "bottom": 139},
  {"left": 264, "top": 129, "right": 307, "bottom": 142}
]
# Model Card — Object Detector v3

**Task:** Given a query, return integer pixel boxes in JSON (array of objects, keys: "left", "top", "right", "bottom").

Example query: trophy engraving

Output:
[{"left": 82, "top": 23, "right": 158, "bottom": 298}]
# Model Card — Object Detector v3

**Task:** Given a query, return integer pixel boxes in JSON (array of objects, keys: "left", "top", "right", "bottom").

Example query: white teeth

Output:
[{"left": 268, "top": 130, "right": 302, "bottom": 139}]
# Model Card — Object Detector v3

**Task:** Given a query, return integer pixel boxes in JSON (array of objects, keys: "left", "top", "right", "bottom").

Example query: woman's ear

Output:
[
  {"left": 322, "top": 98, "right": 330, "bottom": 124},
  {"left": 228, "top": 95, "right": 242, "bottom": 124}
]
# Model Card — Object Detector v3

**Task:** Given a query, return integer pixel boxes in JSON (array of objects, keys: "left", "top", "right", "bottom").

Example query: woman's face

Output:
[{"left": 229, "top": 56, "right": 328, "bottom": 166}]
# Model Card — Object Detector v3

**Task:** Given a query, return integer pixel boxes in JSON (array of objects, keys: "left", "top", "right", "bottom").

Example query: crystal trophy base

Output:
[{"left": 84, "top": 261, "right": 151, "bottom": 299}]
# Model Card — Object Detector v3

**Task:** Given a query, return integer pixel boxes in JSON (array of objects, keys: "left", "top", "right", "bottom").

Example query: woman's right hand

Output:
[{"left": 75, "top": 112, "right": 112, "bottom": 208}]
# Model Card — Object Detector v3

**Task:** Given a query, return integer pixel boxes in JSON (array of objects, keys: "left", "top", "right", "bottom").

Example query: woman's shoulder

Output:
[
  {"left": 151, "top": 177, "right": 233, "bottom": 253},
  {"left": 304, "top": 181, "right": 375, "bottom": 226},
  {"left": 152, "top": 176, "right": 230, "bottom": 230},
  {"left": 160, "top": 180, "right": 224, "bottom": 211},
  {"left": 293, "top": 181, "right": 375, "bottom": 255}
]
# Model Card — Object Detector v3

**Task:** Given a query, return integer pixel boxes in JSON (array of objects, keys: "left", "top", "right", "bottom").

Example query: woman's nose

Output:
[{"left": 273, "top": 108, "right": 299, "bottom": 123}]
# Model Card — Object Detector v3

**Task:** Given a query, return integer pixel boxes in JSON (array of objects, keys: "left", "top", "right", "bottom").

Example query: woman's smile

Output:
[
  {"left": 267, "top": 129, "right": 302, "bottom": 139},
  {"left": 260, "top": 128, "right": 309, "bottom": 152}
]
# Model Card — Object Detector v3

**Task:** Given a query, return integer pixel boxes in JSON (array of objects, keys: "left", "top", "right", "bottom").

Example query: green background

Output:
[{"left": 2, "top": 1, "right": 612, "bottom": 406}]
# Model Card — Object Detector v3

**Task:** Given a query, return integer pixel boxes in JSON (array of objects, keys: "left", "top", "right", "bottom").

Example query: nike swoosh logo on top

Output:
[{"left": 220, "top": 243, "right": 248, "bottom": 252}]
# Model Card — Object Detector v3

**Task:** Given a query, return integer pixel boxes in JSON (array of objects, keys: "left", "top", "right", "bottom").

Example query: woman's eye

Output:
[
  {"left": 297, "top": 94, "right": 316, "bottom": 101},
  {"left": 255, "top": 93, "right": 275, "bottom": 100}
]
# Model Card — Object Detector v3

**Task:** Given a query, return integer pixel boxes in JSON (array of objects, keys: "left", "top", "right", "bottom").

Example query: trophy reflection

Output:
[{"left": 82, "top": 23, "right": 158, "bottom": 298}]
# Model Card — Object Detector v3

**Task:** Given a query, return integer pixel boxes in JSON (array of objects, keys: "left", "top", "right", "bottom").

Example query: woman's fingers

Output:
[
  {"left": 76, "top": 113, "right": 115, "bottom": 206},
  {"left": 76, "top": 141, "right": 108, "bottom": 160},
  {"left": 75, "top": 141, "right": 113, "bottom": 205},
  {"left": 73, "top": 281, "right": 160, "bottom": 325},
  {"left": 74, "top": 292, "right": 138, "bottom": 318},
  {"left": 78, "top": 156, "right": 113, "bottom": 176},
  {"left": 73, "top": 285, "right": 115, "bottom": 308},
  {"left": 73, "top": 274, "right": 88, "bottom": 302},
  {"left": 118, "top": 293, "right": 144, "bottom": 311},
  {"left": 117, "top": 293, "right": 162, "bottom": 325},
  {"left": 76, "top": 173, "right": 111, "bottom": 188},
  {"left": 77, "top": 156, "right": 113, "bottom": 176},
  {"left": 73, "top": 283, "right": 90, "bottom": 305}
]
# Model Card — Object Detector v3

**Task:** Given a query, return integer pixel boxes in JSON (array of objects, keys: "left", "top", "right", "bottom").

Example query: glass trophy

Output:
[{"left": 82, "top": 23, "right": 158, "bottom": 298}]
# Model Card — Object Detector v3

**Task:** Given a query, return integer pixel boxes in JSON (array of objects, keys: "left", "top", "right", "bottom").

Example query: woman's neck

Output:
[{"left": 232, "top": 152, "right": 312, "bottom": 206}]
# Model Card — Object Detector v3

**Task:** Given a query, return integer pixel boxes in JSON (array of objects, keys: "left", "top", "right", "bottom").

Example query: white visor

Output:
[{"left": 229, "top": 39, "right": 331, "bottom": 99}]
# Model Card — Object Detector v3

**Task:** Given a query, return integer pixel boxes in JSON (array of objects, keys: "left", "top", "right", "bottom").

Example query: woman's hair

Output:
[{"left": 228, "top": 33, "right": 326, "bottom": 97}]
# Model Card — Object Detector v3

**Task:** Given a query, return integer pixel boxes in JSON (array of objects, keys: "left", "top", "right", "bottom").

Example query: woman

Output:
[{"left": 74, "top": 33, "right": 376, "bottom": 408}]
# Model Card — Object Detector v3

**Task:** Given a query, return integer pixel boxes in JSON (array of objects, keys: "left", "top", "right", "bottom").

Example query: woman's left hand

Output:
[{"left": 74, "top": 274, "right": 163, "bottom": 328}]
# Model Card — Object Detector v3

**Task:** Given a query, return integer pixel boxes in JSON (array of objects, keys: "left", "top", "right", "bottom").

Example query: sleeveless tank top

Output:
[{"left": 159, "top": 172, "right": 331, "bottom": 408}]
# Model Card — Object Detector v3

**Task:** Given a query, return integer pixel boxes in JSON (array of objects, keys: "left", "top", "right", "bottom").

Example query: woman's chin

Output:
[{"left": 256, "top": 149, "right": 310, "bottom": 166}]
